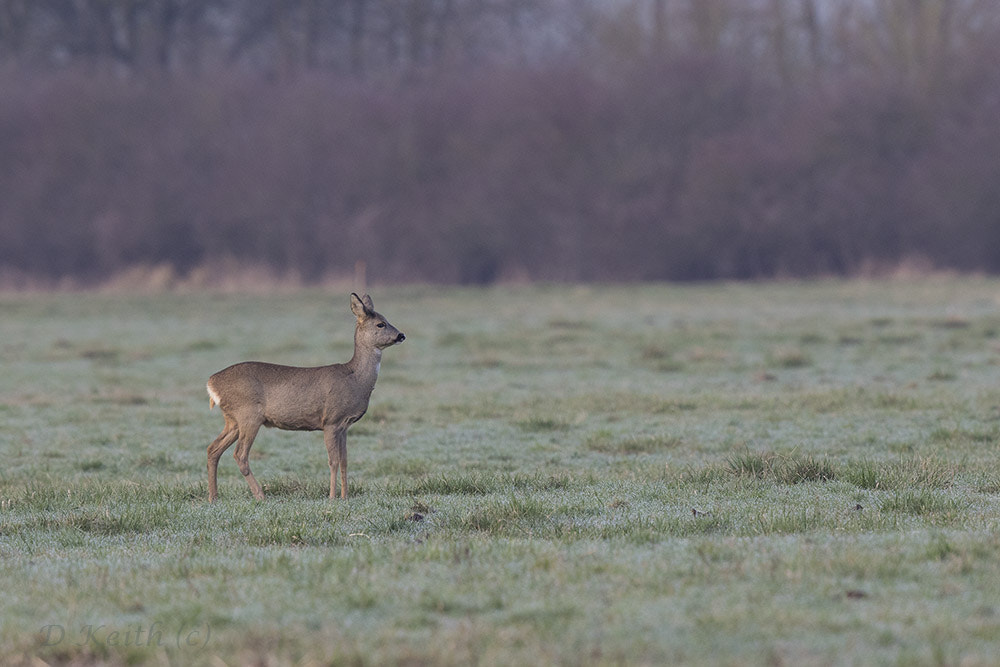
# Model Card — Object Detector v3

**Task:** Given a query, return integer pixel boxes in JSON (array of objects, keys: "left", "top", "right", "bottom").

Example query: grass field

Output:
[{"left": 2, "top": 280, "right": 1000, "bottom": 665}]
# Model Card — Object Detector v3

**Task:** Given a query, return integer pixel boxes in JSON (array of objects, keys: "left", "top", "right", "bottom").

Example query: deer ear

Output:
[
  {"left": 361, "top": 294, "right": 374, "bottom": 311},
  {"left": 350, "top": 293, "right": 369, "bottom": 318}
]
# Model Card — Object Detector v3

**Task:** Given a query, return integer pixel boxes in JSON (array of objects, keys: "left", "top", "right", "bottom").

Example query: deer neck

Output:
[{"left": 347, "top": 331, "right": 382, "bottom": 387}]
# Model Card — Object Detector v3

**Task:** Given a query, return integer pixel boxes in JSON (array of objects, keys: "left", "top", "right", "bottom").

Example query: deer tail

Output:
[{"left": 207, "top": 382, "right": 220, "bottom": 410}]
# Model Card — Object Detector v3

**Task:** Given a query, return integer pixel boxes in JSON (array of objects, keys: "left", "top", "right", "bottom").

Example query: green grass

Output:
[{"left": 2, "top": 280, "right": 1000, "bottom": 665}]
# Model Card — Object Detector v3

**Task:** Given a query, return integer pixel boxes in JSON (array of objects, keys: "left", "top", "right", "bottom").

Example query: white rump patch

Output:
[{"left": 207, "top": 383, "right": 222, "bottom": 409}]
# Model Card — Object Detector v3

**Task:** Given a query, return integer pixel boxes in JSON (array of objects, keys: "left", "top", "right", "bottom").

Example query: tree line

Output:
[{"left": 2, "top": 1, "right": 1000, "bottom": 284}]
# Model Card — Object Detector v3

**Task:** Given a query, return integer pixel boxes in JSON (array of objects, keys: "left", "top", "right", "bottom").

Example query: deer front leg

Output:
[
  {"left": 324, "top": 426, "right": 348, "bottom": 499},
  {"left": 339, "top": 433, "right": 349, "bottom": 499}
]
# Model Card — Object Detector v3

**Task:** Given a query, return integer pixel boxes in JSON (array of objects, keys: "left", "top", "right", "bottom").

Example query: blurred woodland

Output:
[{"left": 2, "top": 0, "right": 1000, "bottom": 285}]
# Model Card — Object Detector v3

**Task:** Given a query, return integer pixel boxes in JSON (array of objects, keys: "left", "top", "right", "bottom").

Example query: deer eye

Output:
[{"left": 376, "top": 322, "right": 386, "bottom": 328}]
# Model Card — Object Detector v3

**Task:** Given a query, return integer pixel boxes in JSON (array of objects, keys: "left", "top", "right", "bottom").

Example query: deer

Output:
[{"left": 205, "top": 293, "right": 405, "bottom": 502}]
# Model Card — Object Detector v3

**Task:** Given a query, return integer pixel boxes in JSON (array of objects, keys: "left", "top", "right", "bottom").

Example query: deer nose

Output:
[{"left": 396, "top": 332, "right": 406, "bottom": 343}]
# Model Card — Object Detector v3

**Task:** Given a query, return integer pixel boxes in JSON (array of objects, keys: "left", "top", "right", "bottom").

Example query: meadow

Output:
[{"left": 1, "top": 280, "right": 1000, "bottom": 665}]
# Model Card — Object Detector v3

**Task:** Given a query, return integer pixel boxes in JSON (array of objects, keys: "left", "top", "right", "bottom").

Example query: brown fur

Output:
[{"left": 206, "top": 293, "right": 404, "bottom": 501}]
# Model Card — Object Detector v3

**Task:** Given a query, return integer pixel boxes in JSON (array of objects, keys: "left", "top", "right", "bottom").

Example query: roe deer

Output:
[{"left": 206, "top": 293, "right": 405, "bottom": 501}]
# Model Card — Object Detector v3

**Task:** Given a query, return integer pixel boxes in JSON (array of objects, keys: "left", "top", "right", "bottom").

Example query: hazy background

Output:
[{"left": 2, "top": 0, "right": 999, "bottom": 286}]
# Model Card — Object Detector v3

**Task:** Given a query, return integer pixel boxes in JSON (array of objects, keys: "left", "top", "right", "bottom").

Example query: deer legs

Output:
[
  {"left": 207, "top": 416, "right": 265, "bottom": 502},
  {"left": 233, "top": 422, "right": 265, "bottom": 500},
  {"left": 207, "top": 417, "right": 239, "bottom": 503},
  {"left": 209, "top": 420, "right": 350, "bottom": 502},
  {"left": 324, "top": 426, "right": 349, "bottom": 499}
]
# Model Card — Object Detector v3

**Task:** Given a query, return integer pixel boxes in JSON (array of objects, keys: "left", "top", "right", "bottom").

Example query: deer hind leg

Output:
[
  {"left": 233, "top": 421, "right": 265, "bottom": 500},
  {"left": 324, "top": 427, "right": 347, "bottom": 499},
  {"left": 207, "top": 415, "right": 239, "bottom": 502}
]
